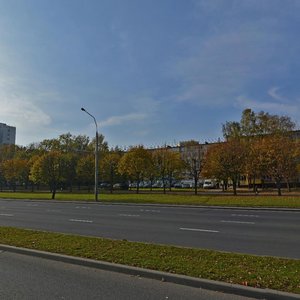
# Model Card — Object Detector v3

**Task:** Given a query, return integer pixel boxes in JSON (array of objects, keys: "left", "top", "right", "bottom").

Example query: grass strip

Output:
[
  {"left": 1, "top": 191, "right": 300, "bottom": 208},
  {"left": 0, "top": 226, "right": 299, "bottom": 294}
]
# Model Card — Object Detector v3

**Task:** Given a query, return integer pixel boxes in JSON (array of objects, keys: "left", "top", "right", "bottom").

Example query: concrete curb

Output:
[{"left": 1, "top": 244, "right": 299, "bottom": 300}]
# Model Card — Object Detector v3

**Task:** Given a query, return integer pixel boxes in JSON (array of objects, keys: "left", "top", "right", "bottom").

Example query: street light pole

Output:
[{"left": 81, "top": 107, "right": 99, "bottom": 201}]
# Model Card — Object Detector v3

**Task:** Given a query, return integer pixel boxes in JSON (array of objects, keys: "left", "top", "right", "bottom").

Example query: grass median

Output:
[
  {"left": 0, "top": 226, "right": 299, "bottom": 294},
  {"left": 1, "top": 191, "right": 300, "bottom": 208}
]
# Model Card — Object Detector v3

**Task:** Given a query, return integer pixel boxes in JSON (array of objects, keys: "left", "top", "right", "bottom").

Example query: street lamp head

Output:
[{"left": 81, "top": 107, "right": 86, "bottom": 112}]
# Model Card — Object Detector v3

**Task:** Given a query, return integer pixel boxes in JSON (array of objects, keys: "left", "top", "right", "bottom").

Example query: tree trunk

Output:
[
  {"left": 51, "top": 187, "right": 56, "bottom": 199},
  {"left": 162, "top": 178, "right": 166, "bottom": 194},
  {"left": 194, "top": 177, "right": 198, "bottom": 195},
  {"left": 232, "top": 180, "right": 237, "bottom": 196},
  {"left": 69, "top": 181, "right": 73, "bottom": 192},
  {"left": 276, "top": 179, "right": 282, "bottom": 196},
  {"left": 252, "top": 175, "right": 256, "bottom": 192},
  {"left": 248, "top": 176, "right": 252, "bottom": 190},
  {"left": 287, "top": 180, "right": 291, "bottom": 192}
]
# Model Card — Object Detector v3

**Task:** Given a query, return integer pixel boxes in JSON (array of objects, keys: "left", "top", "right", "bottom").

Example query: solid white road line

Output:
[
  {"left": 69, "top": 219, "right": 93, "bottom": 223},
  {"left": 0, "top": 213, "right": 14, "bottom": 217},
  {"left": 180, "top": 227, "right": 219, "bottom": 233},
  {"left": 221, "top": 220, "right": 255, "bottom": 224}
]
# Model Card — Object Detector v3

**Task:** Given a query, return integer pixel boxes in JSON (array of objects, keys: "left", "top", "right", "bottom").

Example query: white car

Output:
[{"left": 203, "top": 179, "right": 218, "bottom": 189}]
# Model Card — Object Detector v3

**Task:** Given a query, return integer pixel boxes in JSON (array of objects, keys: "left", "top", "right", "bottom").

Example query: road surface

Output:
[
  {"left": 0, "top": 199, "right": 299, "bottom": 258},
  {"left": 0, "top": 251, "right": 256, "bottom": 300}
]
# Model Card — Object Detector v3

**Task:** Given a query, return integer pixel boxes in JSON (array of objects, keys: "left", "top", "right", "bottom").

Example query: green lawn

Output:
[
  {"left": 0, "top": 227, "right": 299, "bottom": 294},
  {"left": 1, "top": 191, "right": 300, "bottom": 208}
]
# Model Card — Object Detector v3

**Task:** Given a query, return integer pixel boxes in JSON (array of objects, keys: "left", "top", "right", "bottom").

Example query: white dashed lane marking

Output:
[
  {"left": 118, "top": 214, "right": 140, "bottom": 217},
  {"left": 221, "top": 220, "right": 255, "bottom": 225},
  {"left": 180, "top": 227, "right": 219, "bottom": 233},
  {"left": 75, "top": 206, "right": 91, "bottom": 209},
  {"left": 69, "top": 219, "right": 93, "bottom": 223},
  {"left": 231, "top": 214, "right": 259, "bottom": 218},
  {"left": 140, "top": 209, "right": 161, "bottom": 213}
]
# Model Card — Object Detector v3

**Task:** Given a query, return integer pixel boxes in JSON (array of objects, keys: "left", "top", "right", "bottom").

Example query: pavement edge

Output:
[{"left": 1, "top": 244, "right": 299, "bottom": 300}]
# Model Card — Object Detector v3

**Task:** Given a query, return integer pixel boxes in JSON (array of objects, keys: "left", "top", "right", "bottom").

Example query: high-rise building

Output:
[{"left": 0, "top": 123, "right": 16, "bottom": 145}]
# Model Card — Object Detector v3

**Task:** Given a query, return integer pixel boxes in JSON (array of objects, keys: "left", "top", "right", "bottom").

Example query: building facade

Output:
[{"left": 0, "top": 123, "right": 16, "bottom": 145}]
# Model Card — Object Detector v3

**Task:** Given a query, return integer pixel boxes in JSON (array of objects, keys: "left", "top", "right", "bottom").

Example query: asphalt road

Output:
[
  {"left": 0, "top": 251, "right": 256, "bottom": 300},
  {"left": 0, "top": 199, "right": 299, "bottom": 258}
]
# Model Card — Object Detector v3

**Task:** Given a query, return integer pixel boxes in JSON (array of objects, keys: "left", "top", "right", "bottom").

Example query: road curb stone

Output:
[{"left": 1, "top": 244, "right": 299, "bottom": 300}]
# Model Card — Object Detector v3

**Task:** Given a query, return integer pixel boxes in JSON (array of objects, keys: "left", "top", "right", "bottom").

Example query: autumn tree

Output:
[
  {"left": 258, "top": 135, "right": 298, "bottom": 195},
  {"left": 118, "top": 146, "right": 152, "bottom": 193},
  {"left": 0, "top": 144, "right": 17, "bottom": 161},
  {"left": 180, "top": 140, "right": 206, "bottom": 195},
  {"left": 223, "top": 108, "right": 296, "bottom": 139},
  {"left": 222, "top": 108, "right": 297, "bottom": 192},
  {"left": 30, "top": 151, "right": 67, "bottom": 199},
  {"left": 101, "top": 151, "right": 122, "bottom": 193},
  {"left": 202, "top": 139, "right": 247, "bottom": 195},
  {"left": 63, "top": 153, "right": 78, "bottom": 192},
  {"left": 165, "top": 151, "right": 185, "bottom": 191},
  {"left": 202, "top": 144, "right": 230, "bottom": 191},
  {"left": 1, "top": 158, "right": 30, "bottom": 192},
  {"left": 76, "top": 155, "right": 95, "bottom": 191}
]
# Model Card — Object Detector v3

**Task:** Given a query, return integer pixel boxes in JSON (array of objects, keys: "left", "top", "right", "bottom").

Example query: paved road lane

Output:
[
  {"left": 0, "top": 251, "right": 256, "bottom": 300},
  {"left": 0, "top": 199, "right": 300, "bottom": 258}
]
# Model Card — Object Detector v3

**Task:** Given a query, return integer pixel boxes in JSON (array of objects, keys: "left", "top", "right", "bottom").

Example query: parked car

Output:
[
  {"left": 113, "top": 182, "right": 129, "bottom": 190},
  {"left": 173, "top": 181, "right": 183, "bottom": 188},
  {"left": 99, "top": 182, "right": 110, "bottom": 188},
  {"left": 203, "top": 179, "right": 218, "bottom": 189}
]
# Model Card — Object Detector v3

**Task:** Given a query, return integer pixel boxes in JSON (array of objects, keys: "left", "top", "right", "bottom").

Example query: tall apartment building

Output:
[{"left": 0, "top": 123, "right": 16, "bottom": 145}]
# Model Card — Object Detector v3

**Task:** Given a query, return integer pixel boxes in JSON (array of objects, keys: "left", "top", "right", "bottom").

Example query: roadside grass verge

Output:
[
  {"left": 0, "top": 227, "right": 299, "bottom": 294},
  {"left": 1, "top": 191, "right": 300, "bottom": 208}
]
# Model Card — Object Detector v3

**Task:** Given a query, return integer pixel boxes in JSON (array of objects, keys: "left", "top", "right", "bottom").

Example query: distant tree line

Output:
[
  {"left": 202, "top": 109, "right": 300, "bottom": 195},
  {"left": 0, "top": 109, "right": 299, "bottom": 198}
]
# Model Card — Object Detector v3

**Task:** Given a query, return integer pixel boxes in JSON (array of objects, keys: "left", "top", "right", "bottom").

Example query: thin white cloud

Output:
[
  {"left": 100, "top": 113, "right": 147, "bottom": 127},
  {"left": 166, "top": 3, "right": 297, "bottom": 109},
  {"left": 0, "top": 74, "right": 57, "bottom": 145},
  {"left": 171, "top": 27, "right": 282, "bottom": 106},
  {"left": 0, "top": 76, "right": 51, "bottom": 124},
  {"left": 236, "top": 95, "right": 299, "bottom": 116},
  {"left": 268, "top": 87, "right": 287, "bottom": 102}
]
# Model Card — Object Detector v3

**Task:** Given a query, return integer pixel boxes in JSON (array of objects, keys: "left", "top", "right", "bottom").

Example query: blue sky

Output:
[{"left": 0, "top": 0, "right": 299, "bottom": 148}]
